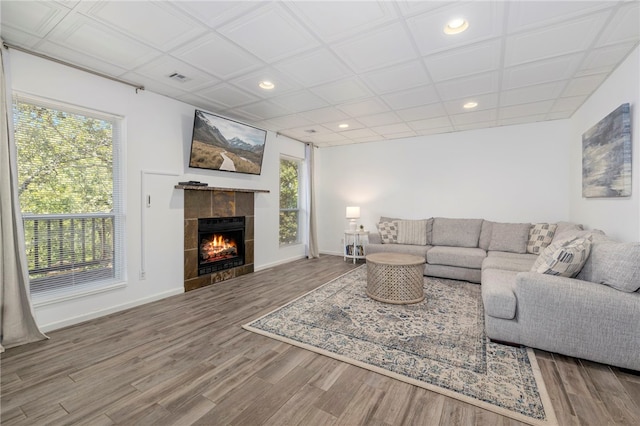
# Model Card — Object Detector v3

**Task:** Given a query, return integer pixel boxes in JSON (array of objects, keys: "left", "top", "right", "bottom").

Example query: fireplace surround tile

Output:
[
  {"left": 184, "top": 219, "right": 198, "bottom": 250},
  {"left": 212, "top": 191, "right": 235, "bottom": 217}
]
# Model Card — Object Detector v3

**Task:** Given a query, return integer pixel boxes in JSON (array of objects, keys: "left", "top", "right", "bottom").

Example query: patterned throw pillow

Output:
[
  {"left": 531, "top": 236, "right": 592, "bottom": 278},
  {"left": 527, "top": 223, "right": 557, "bottom": 254},
  {"left": 377, "top": 221, "right": 398, "bottom": 244}
]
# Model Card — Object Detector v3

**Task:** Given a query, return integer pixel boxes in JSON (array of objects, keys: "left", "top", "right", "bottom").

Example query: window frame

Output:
[{"left": 13, "top": 93, "right": 126, "bottom": 303}]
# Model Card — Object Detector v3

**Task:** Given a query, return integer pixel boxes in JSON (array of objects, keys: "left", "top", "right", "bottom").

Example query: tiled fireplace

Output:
[{"left": 181, "top": 186, "right": 262, "bottom": 292}]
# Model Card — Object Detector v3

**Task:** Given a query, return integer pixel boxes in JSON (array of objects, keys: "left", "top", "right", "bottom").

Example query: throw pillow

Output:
[
  {"left": 377, "top": 221, "right": 398, "bottom": 244},
  {"left": 488, "top": 223, "right": 531, "bottom": 254},
  {"left": 397, "top": 220, "right": 429, "bottom": 246},
  {"left": 527, "top": 223, "right": 557, "bottom": 255},
  {"left": 531, "top": 236, "right": 592, "bottom": 278}
]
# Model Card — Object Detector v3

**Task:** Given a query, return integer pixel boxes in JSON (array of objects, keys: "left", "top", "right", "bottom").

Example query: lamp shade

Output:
[{"left": 346, "top": 206, "right": 360, "bottom": 219}]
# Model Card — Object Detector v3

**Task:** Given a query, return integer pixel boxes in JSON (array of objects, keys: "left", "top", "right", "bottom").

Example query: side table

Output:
[{"left": 344, "top": 230, "right": 369, "bottom": 264}]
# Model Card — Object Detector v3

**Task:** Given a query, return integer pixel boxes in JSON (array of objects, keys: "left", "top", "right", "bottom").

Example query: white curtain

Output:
[
  {"left": 0, "top": 43, "right": 48, "bottom": 352},
  {"left": 306, "top": 143, "right": 319, "bottom": 258}
]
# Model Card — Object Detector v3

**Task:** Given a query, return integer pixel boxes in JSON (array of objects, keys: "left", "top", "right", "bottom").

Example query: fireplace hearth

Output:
[{"left": 198, "top": 217, "right": 245, "bottom": 275}]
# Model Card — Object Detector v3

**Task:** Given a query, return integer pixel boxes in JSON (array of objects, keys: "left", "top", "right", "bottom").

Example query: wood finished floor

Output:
[{"left": 1, "top": 255, "right": 639, "bottom": 426}]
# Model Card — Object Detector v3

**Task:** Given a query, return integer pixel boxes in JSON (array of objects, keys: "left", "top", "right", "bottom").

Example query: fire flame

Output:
[{"left": 200, "top": 234, "right": 238, "bottom": 262}]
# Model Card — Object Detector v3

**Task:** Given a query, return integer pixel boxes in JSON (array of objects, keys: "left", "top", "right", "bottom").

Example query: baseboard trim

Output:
[
  {"left": 38, "top": 287, "right": 184, "bottom": 332},
  {"left": 255, "top": 255, "right": 307, "bottom": 272}
]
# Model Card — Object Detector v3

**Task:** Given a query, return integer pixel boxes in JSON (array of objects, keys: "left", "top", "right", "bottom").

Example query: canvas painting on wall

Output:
[{"left": 582, "top": 103, "right": 632, "bottom": 198}]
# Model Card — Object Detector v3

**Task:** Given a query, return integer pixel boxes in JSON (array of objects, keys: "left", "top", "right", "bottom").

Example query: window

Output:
[
  {"left": 279, "top": 156, "right": 301, "bottom": 245},
  {"left": 14, "top": 96, "right": 124, "bottom": 299}
]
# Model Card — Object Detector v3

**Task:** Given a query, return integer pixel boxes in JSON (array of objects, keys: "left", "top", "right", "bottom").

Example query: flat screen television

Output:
[{"left": 188, "top": 109, "right": 267, "bottom": 175}]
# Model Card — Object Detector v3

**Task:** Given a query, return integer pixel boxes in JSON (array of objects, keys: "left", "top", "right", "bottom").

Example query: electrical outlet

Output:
[{"left": 139, "top": 270, "right": 146, "bottom": 280}]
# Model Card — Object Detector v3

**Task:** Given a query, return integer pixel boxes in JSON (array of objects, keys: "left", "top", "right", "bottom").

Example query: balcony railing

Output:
[{"left": 22, "top": 213, "right": 115, "bottom": 293}]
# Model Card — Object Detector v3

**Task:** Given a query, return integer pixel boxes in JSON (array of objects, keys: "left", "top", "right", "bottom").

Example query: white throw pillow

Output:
[
  {"left": 531, "top": 236, "right": 592, "bottom": 278},
  {"left": 397, "top": 220, "right": 428, "bottom": 246}
]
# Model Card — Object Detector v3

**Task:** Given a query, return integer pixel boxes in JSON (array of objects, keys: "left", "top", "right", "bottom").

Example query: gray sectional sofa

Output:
[{"left": 365, "top": 217, "right": 640, "bottom": 371}]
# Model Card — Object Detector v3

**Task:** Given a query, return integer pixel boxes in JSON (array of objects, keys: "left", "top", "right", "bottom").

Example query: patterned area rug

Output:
[{"left": 243, "top": 266, "right": 557, "bottom": 426}]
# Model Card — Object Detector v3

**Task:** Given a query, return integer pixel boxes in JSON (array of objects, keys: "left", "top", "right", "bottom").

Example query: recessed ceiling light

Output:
[
  {"left": 444, "top": 18, "right": 469, "bottom": 35},
  {"left": 463, "top": 101, "right": 478, "bottom": 109},
  {"left": 338, "top": 123, "right": 349, "bottom": 129},
  {"left": 258, "top": 80, "right": 275, "bottom": 90}
]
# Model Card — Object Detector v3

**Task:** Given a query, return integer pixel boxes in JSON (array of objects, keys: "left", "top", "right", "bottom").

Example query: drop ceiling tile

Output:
[
  {"left": 126, "top": 76, "right": 189, "bottom": 99},
  {"left": 436, "top": 72, "right": 499, "bottom": 101},
  {"left": 381, "top": 85, "right": 439, "bottom": 110},
  {"left": 331, "top": 22, "right": 418, "bottom": 73},
  {"left": 502, "top": 54, "right": 583, "bottom": 90},
  {"left": 0, "top": 25, "right": 46, "bottom": 49},
  {"left": 270, "top": 90, "right": 329, "bottom": 112},
  {"left": 415, "top": 125, "right": 454, "bottom": 136},
  {"left": 36, "top": 40, "right": 130, "bottom": 76},
  {"left": 273, "top": 48, "right": 353, "bottom": 88},
  {"left": 546, "top": 111, "right": 574, "bottom": 120},
  {"left": 129, "top": 55, "right": 219, "bottom": 91},
  {"left": 407, "top": 117, "right": 452, "bottom": 131},
  {"left": 360, "top": 60, "right": 430, "bottom": 95},
  {"left": 236, "top": 100, "right": 287, "bottom": 123},
  {"left": 310, "top": 132, "right": 349, "bottom": 143},
  {"left": 198, "top": 83, "right": 260, "bottom": 109},
  {"left": 286, "top": 0, "right": 396, "bottom": 42},
  {"left": 561, "top": 73, "right": 608, "bottom": 97},
  {"left": 550, "top": 95, "right": 588, "bottom": 113},
  {"left": 500, "top": 81, "right": 564, "bottom": 107},
  {"left": 498, "top": 114, "right": 547, "bottom": 127},
  {"left": 169, "top": 1, "right": 266, "bottom": 29},
  {"left": 396, "top": 1, "right": 451, "bottom": 18},
  {"left": 451, "top": 109, "right": 497, "bottom": 126},
  {"left": 454, "top": 122, "right": 493, "bottom": 132},
  {"left": 371, "top": 122, "right": 413, "bottom": 136},
  {"left": 47, "top": 14, "right": 162, "bottom": 69},
  {"left": 504, "top": 12, "right": 609, "bottom": 66},
  {"left": 576, "top": 43, "right": 638, "bottom": 77},
  {"left": 78, "top": 1, "right": 206, "bottom": 51},
  {"left": 0, "top": 0, "right": 70, "bottom": 37},
  {"left": 406, "top": 1, "right": 505, "bottom": 56},
  {"left": 423, "top": 39, "right": 501, "bottom": 83},
  {"left": 383, "top": 131, "right": 417, "bottom": 141},
  {"left": 262, "top": 114, "right": 314, "bottom": 129},
  {"left": 339, "top": 128, "right": 379, "bottom": 139},
  {"left": 221, "top": 109, "right": 263, "bottom": 124},
  {"left": 322, "top": 119, "right": 365, "bottom": 134},
  {"left": 218, "top": 3, "right": 318, "bottom": 62},
  {"left": 310, "top": 77, "right": 372, "bottom": 104},
  {"left": 177, "top": 92, "right": 228, "bottom": 112},
  {"left": 498, "top": 101, "right": 554, "bottom": 120},
  {"left": 357, "top": 111, "right": 402, "bottom": 127},
  {"left": 350, "top": 135, "right": 385, "bottom": 144},
  {"left": 507, "top": 1, "right": 614, "bottom": 33},
  {"left": 395, "top": 103, "right": 447, "bottom": 121},
  {"left": 172, "top": 33, "right": 260, "bottom": 80},
  {"left": 337, "top": 98, "right": 389, "bottom": 117},
  {"left": 299, "top": 106, "right": 350, "bottom": 123},
  {"left": 229, "top": 68, "right": 302, "bottom": 99},
  {"left": 595, "top": 2, "right": 640, "bottom": 47}
]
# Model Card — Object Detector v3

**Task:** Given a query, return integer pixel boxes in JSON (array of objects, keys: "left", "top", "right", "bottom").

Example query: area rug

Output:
[{"left": 243, "top": 266, "right": 557, "bottom": 426}]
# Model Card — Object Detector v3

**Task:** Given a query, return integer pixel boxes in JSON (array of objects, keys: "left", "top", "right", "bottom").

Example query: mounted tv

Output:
[{"left": 189, "top": 109, "right": 267, "bottom": 175}]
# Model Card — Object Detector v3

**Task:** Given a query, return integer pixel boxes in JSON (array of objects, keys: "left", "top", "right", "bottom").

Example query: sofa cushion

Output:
[
  {"left": 377, "top": 221, "right": 398, "bottom": 244},
  {"left": 481, "top": 269, "right": 518, "bottom": 320},
  {"left": 552, "top": 221, "right": 584, "bottom": 242},
  {"left": 531, "top": 236, "right": 592, "bottom": 278},
  {"left": 427, "top": 246, "right": 486, "bottom": 269},
  {"left": 488, "top": 222, "right": 531, "bottom": 253},
  {"left": 482, "top": 255, "right": 536, "bottom": 272},
  {"left": 478, "top": 220, "right": 493, "bottom": 250},
  {"left": 432, "top": 218, "right": 483, "bottom": 248},
  {"left": 397, "top": 219, "right": 430, "bottom": 246},
  {"left": 585, "top": 242, "right": 640, "bottom": 292},
  {"left": 527, "top": 223, "right": 557, "bottom": 255},
  {"left": 575, "top": 231, "right": 613, "bottom": 281}
]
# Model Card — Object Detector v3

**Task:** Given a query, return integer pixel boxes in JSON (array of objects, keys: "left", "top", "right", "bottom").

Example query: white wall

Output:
[
  {"left": 9, "top": 50, "right": 307, "bottom": 331},
  {"left": 569, "top": 46, "right": 640, "bottom": 242},
  {"left": 316, "top": 120, "right": 572, "bottom": 255}
]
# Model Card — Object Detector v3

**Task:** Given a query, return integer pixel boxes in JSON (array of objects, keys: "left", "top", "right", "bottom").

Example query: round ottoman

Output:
[{"left": 366, "top": 252, "right": 426, "bottom": 304}]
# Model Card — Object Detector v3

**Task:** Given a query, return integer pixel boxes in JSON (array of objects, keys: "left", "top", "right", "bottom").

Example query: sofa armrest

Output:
[{"left": 514, "top": 272, "right": 640, "bottom": 370}]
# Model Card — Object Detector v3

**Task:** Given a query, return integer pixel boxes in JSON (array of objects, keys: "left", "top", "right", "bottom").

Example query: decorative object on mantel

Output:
[
  {"left": 244, "top": 266, "right": 557, "bottom": 426},
  {"left": 178, "top": 180, "right": 208, "bottom": 186},
  {"left": 175, "top": 184, "right": 269, "bottom": 193},
  {"left": 582, "top": 103, "right": 631, "bottom": 198}
]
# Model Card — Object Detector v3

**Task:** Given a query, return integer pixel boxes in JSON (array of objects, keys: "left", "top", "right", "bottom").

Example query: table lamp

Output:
[{"left": 346, "top": 206, "right": 360, "bottom": 232}]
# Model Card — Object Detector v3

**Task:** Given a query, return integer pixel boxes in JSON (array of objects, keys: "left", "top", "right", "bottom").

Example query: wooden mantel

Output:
[{"left": 175, "top": 184, "right": 270, "bottom": 193}]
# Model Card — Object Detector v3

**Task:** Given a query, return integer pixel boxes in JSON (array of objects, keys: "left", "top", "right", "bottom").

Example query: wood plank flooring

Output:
[{"left": 1, "top": 255, "right": 639, "bottom": 425}]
